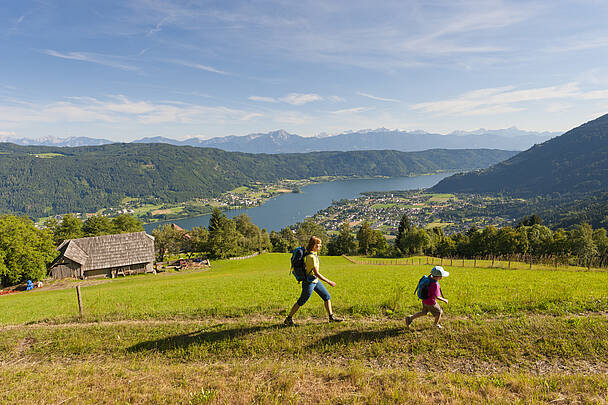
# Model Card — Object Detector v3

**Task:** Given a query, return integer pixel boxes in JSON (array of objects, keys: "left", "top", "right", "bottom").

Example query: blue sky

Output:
[{"left": 1, "top": 0, "right": 608, "bottom": 141}]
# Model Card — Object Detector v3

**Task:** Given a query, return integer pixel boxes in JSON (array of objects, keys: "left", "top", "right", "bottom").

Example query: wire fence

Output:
[{"left": 342, "top": 254, "right": 607, "bottom": 272}]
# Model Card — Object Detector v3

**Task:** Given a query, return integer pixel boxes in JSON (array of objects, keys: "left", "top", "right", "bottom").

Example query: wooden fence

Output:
[{"left": 342, "top": 254, "right": 606, "bottom": 272}]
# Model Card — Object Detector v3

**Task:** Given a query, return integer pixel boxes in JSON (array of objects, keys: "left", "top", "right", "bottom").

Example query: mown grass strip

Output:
[{"left": 2, "top": 315, "right": 607, "bottom": 368}]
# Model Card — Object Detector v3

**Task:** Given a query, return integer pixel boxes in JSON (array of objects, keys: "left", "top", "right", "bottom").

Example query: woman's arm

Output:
[{"left": 313, "top": 267, "right": 336, "bottom": 287}]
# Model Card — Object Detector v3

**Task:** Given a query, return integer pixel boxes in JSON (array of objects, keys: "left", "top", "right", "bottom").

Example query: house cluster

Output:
[{"left": 312, "top": 192, "right": 514, "bottom": 235}]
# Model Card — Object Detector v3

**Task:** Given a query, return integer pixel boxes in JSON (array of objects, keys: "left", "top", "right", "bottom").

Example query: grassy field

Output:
[{"left": 2, "top": 254, "right": 608, "bottom": 404}]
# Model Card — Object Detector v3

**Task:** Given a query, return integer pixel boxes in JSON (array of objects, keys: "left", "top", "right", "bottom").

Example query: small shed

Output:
[{"left": 49, "top": 232, "right": 155, "bottom": 279}]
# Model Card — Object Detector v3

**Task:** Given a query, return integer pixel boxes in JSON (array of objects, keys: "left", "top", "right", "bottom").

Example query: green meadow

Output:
[{"left": 1, "top": 254, "right": 608, "bottom": 404}]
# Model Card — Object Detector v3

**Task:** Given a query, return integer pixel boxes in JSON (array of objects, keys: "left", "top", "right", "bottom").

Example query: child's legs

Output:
[
  {"left": 428, "top": 304, "right": 443, "bottom": 324},
  {"left": 410, "top": 305, "right": 429, "bottom": 320}
]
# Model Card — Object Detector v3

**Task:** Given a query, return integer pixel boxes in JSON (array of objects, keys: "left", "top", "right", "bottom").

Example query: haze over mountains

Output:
[
  {"left": 0, "top": 127, "right": 559, "bottom": 153},
  {"left": 432, "top": 113, "right": 608, "bottom": 195}
]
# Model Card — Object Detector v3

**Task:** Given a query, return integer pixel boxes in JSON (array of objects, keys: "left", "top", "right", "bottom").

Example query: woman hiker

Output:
[{"left": 284, "top": 236, "right": 342, "bottom": 326}]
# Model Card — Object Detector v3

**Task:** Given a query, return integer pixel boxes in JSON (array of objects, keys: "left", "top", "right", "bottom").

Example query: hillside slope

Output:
[
  {"left": 0, "top": 143, "right": 515, "bottom": 217},
  {"left": 432, "top": 113, "right": 608, "bottom": 195}
]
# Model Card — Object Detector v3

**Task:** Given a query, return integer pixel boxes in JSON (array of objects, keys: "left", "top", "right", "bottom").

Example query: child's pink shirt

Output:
[{"left": 422, "top": 281, "right": 441, "bottom": 305}]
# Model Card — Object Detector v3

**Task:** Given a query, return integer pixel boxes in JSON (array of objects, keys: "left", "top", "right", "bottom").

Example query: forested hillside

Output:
[
  {"left": 432, "top": 113, "right": 608, "bottom": 195},
  {"left": 0, "top": 143, "right": 515, "bottom": 217}
]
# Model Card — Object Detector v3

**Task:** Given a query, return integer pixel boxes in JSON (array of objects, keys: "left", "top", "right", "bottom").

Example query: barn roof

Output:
[{"left": 59, "top": 232, "right": 154, "bottom": 271}]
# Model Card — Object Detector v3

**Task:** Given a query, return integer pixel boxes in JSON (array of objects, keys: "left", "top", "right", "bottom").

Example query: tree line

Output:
[{"left": 2, "top": 210, "right": 607, "bottom": 288}]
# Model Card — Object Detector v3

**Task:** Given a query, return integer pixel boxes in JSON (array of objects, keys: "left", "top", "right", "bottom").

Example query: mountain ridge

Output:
[
  {"left": 432, "top": 113, "right": 608, "bottom": 195},
  {"left": 3, "top": 127, "right": 560, "bottom": 152}
]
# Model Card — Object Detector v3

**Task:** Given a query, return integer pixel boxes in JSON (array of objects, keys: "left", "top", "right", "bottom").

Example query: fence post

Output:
[
  {"left": 76, "top": 285, "right": 83, "bottom": 317},
  {"left": 462, "top": 259, "right": 465, "bottom": 267},
  {"left": 474, "top": 258, "right": 476, "bottom": 268}
]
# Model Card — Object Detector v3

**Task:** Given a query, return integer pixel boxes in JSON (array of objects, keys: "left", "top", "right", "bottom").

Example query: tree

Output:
[
  {"left": 328, "top": 222, "right": 356, "bottom": 256},
  {"left": 270, "top": 228, "right": 298, "bottom": 253},
  {"left": 570, "top": 223, "right": 598, "bottom": 268},
  {"left": 526, "top": 224, "right": 554, "bottom": 256},
  {"left": 295, "top": 219, "right": 328, "bottom": 255},
  {"left": 395, "top": 214, "right": 411, "bottom": 255},
  {"left": 401, "top": 227, "right": 432, "bottom": 255},
  {"left": 208, "top": 208, "right": 223, "bottom": 233},
  {"left": 517, "top": 214, "right": 543, "bottom": 227},
  {"left": 357, "top": 221, "right": 374, "bottom": 255},
  {"left": 189, "top": 226, "right": 209, "bottom": 254},
  {"left": 83, "top": 215, "right": 114, "bottom": 236},
  {"left": 112, "top": 214, "right": 144, "bottom": 233},
  {"left": 207, "top": 215, "right": 240, "bottom": 259},
  {"left": 54, "top": 214, "right": 84, "bottom": 244},
  {"left": 151, "top": 224, "right": 186, "bottom": 261},
  {"left": 0, "top": 215, "right": 57, "bottom": 286},
  {"left": 593, "top": 228, "right": 608, "bottom": 266}
]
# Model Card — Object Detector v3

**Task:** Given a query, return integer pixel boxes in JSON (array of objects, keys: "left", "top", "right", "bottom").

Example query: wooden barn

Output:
[{"left": 49, "top": 232, "right": 155, "bottom": 279}]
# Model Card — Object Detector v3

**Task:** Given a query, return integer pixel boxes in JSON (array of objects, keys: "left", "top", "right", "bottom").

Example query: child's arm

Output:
[{"left": 437, "top": 296, "right": 448, "bottom": 304}]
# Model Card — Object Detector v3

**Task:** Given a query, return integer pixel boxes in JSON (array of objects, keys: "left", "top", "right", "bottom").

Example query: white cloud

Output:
[
  {"left": 248, "top": 96, "right": 277, "bottom": 103},
  {"left": 279, "top": 93, "right": 322, "bottom": 105},
  {"left": 0, "top": 131, "right": 17, "bottom": 136},
  {"left": 357, "top": 92, "right": 400, "bottom": 102},
  {"left": 0, "top": 96, "right": 259, "bottom": 125},
  {"left": 241, "top": 113, "right": 263, "bottom": 120},
  {"left": 331, "top": 107, "right": 370, "bottom": 115},
  {"left": 43, "top": 50, "right": 139, "bottom": 71}
]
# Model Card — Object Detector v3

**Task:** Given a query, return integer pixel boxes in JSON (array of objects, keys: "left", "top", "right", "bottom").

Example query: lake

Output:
[{"left": 143, "top": 172, "right": 455, "bottom": 232}]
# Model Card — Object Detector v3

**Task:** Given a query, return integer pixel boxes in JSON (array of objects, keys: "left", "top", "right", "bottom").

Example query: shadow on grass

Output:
[
  {"left": 126, "top": 323, "right": 278, "bottom": 353},
  {"left": 306, "top": 327, "right": 405, "bottom": 350}
]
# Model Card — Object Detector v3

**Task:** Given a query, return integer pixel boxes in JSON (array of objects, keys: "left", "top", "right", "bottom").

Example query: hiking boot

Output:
[
  {"left": 328, "top": 314, "right": 343, "bottom": 323},
  {"left": 283, "top": 316, "right": 295, "bottom": 327},
  {"left": 406, "top": 316, "right": 412, "bottom": 327},
  {"left": 435, "top": 323, "right": 443, "bottom": 329}
]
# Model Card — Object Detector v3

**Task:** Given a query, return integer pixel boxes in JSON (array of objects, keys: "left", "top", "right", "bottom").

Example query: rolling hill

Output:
[
  {"left": 432, "top": 113, "right": 608, "bottom": 195},
  {"left": 0, "top": 143, "right": 516, "bottom": 217}
]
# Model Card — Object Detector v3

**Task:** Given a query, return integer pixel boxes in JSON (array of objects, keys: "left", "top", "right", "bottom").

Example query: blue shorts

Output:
[{"left": 296, "top": 280, "right": 331, "bottom": 306}]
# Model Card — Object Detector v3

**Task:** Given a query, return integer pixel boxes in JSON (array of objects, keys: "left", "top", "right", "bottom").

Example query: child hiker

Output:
[
  {"left": 284, "top": 236, "right": 342, "bottom": 326},
  {"left": 407, "top": 265, "right": 449, "bottom": 329}
]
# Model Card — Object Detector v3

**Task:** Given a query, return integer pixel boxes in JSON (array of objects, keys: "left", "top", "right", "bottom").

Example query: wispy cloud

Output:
[
  {"left": 331, "top": 107, "right": 370, "bottom": 114},
  {"left": 249, "top": 93, "right": 324, "bottom": 105},
  {"left": 169, "top": 59, "right": 230, "bottom": 75},
  {"left": 248, "top": 96, "right": 277, "bottom": 103},
  {"left": 279, "top": 93, "right": 322, "bottom": 105},
  {"left": 0, "top": 131, "right": 17, "bottom": 136},
  {"left": 410, "top": 83, "right": 598, "bottom": 116},
  {"left": 357, "top": 92, "right": 399, "bottom": 102},
  {"left": 43, "top": 50, "right": 139, "bottom": 71},
  {"left": 546, "top": 35, "right": 608, "bottom": 52},
  {"left": 16, "top": 16, "right": 24, "bottom": 24}
]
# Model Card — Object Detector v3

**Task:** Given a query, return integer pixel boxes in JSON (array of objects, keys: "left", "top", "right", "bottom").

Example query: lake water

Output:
[{"left": 143, "top": 172, "right": 455, "bottom": 232}]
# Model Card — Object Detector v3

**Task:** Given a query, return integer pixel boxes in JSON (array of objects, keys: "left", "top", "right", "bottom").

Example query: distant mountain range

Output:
[
  {"left": 1, "top": 127, "right": 560, "bottom": 152},
  {"left": 432, "top": 113, "right": 608, "bottom": 195}
]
